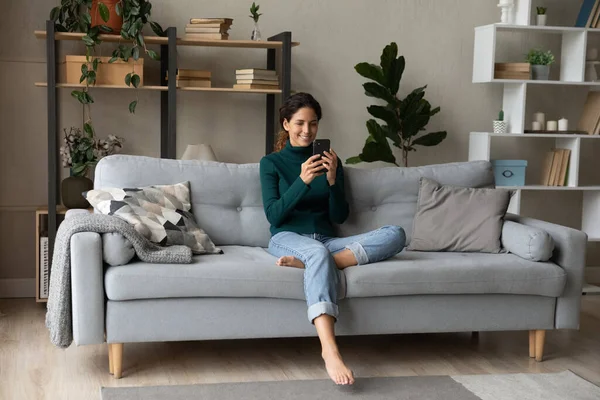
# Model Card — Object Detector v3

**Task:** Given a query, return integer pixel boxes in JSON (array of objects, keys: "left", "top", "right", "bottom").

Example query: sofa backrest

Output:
[{"left": 94, "top": 155, "right": 494, "bottom": 248}]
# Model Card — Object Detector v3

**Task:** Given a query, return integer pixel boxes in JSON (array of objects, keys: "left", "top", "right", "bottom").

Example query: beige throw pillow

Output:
[{"left": 407, "top": 178, "right": 512, "bottom": 253}]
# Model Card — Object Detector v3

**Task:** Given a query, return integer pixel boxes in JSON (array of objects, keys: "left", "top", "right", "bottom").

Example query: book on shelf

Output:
[
  {"left": 576, "top": 0, "right": 600, "bottom": 27},
  {"left": 40, "top": 236, "right": 49, "bottom": 299},
  {"left": 236, "top": 73, "right": 278, "bottom": 81},
  {"left": 494, "top": 62, "right": 530, "bottom": 80},
  {"left": 540, "top": 148, "right": 571, "bottom": 186},
  {"left": 176, "top": 69, "right": 211, "bottom": 79},
  {"left": 189, "top": 18, "right": 233, "bottom": 25},
  {"left": 576, "top": 91, "right": 600, "bottom": 135},
  {"left": 184, "top": 33, "right": 230, "bottom": 40},
  {"left": 235, "top": 79, "right": 279, "bottom": 86},
  {"left": 186, "top": 18, "right": 232, "bottom": 39},
  {"left": 166, "top": 69, "right": 212, "bottom": 87},
  {"left": 235, "top": 68, "right": 277, "bottom": 76},
  {"left": 233, "top": 84, "right": 280, "bottom": 90}
]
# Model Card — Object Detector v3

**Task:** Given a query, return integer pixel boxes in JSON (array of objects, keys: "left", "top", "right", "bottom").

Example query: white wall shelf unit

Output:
[{"left": 471, "top": 2, "right": 600, "bottom": 295}]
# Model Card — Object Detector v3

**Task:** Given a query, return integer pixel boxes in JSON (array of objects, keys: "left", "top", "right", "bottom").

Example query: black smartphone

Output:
[{"left": 312, "top": 139, "right": 331, "bottom": 158}]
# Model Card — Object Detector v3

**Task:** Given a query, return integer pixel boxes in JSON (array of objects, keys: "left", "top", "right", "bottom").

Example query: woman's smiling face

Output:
[{"left": 283, "top": 107, "right": 319, "bottom": 147}]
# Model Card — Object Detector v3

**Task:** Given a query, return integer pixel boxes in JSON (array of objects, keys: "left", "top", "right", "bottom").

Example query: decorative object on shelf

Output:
[
  {"left": 347, "top": 42, "right": 447, "bottom": 168},
  {"left": 497, "top": 0, "right": 514, "bottom": 24},
  {"left": 249, "top": 2, "right": 262, "bottom": 41},
  {"left": 536, "top": 7, "right": 547, "bottom": 26},
  {"left": 532, "top": 121, "right": 542, "bottom": 130},
  {"left": 59, "top": 126, "right": 124, "bottom": 208},
  {"left": 181, "top": 144, "right": 218, "bottom": 161},
  {"left": 185, "top": 18, "right": 232, "bottom": 40},
  {"left": 493, "top": 110, "right": 507, "bottom": 134},
  {"left": 234, "top": 68, "right": 279, "bottom": 90},
  {"left": 533, "top": 112, "right": 546, "bottom": 127},
  {"left": 491, "top": 160, "right": 527, "bottom": 186},
  {"left": 540, "top": 148, "right": 570, "bottom": 186},
  {"left": 91, "top": 0, "right": 123, "bottom": 33},
  {"left": 546, "top": 120, "right": 558, "bottom": 131},
  {"left": 585, "top": 61, "right": 598, "bottom": 82},
  {"left": 577, "top": 91, "right": 600, "bottom": 135},
  {"left": 494, "top": 62, "right": 530, "bottom": 80},
  {"left": 167, "top": 69, "right": 211, "bottom": 88},
  {"left": 526, "top": 48, "right": 555, "bottom": 80},
  {"left": 558, "top": 117, "right": 569, "bottom": 131},
  {"left": 63, "top": 55, "right": 143, "bottom": 85},
  {"left": 49, "top": 0, "right": 166, "bottom": 135}
]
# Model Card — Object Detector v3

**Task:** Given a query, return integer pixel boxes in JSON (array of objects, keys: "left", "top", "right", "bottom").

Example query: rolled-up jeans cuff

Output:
[
  {"left": 345, "top": 242, "right": 369, "bottom": 265},
  {"left": 307, "top": 301, "right": 339, "bottom": 323}
]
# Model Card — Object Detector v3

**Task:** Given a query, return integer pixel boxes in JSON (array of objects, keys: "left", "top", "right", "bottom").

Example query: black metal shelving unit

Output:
[{"left": 41, "top": 20, "right": 293, "bottom": 263}]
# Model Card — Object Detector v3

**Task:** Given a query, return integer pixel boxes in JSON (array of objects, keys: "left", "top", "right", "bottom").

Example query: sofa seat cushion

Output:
[
  {"left": 344, "top": 250, "right": 566, "bottom": 298},
  {"left": 104, "top": 246, "right": 345, "bottom": 301}
]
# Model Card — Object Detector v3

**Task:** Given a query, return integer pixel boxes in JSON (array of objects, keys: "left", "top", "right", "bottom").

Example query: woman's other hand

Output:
[
  {"left": 300, "top": 154, "right": 325, "bottom": 185},
  {"left": 322, "top": 149, "right": 338, "bottom": 186}
]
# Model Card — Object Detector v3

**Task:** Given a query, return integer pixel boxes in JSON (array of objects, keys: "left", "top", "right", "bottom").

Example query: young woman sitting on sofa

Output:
[{"left": 259, "top": 92, "right": 406, "bottom": 386}]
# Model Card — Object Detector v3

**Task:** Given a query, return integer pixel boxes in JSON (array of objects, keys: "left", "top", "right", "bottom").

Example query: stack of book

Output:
[
  {"left": 494, "top": 63, "right": 531, "bottom": 80},
  {"left": 575, "top": 0, "right": 600, "bottom": 28},
  {"left": 233, "top": 69, "right": 279, "bottom": 90},
  {"left": 577, "top": 91, "right": 600, "bottom": 135},
  {"left": 540, "top": 148, "right": 571, "bottom": 186},
  {"left": 185, "top": 18, "right": 233, "bottom": 40},
  {"left": 167, "top": 69, "right": 212, "bottom": 88}
]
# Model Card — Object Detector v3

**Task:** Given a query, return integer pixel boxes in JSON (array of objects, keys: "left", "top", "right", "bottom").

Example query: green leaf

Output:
[
  {"left": 82, "top": 35, "right": 95, "bottom": 46},
  {"left": 360, "top": 139, "right": 397, "bottom": 165},
  {"left": 115, "top": 2, "right": 123, "bottom": 16},
  {"left": 130, "top": 6, "right": 140, "bottom": 15},
  {"left": 83, "top": 123, "right": 94, "bottom": 137},
  {"left": 137, "top": 33, "right": 145, "bottom": 48},
  {"left": 132, "top": 46, "right": 140, "bottom": 60},
  {"left": 131, "top": 74, "right": 141, "bottom": 88},
  {"left": 79, "top": 74, "right": 86, "bottom": 83},
  {"left": 50, "top": 7, "right": 60, "bottom": 21},
  {"left": 398, "top": 85, "right": 426, "bottom": 119},
  {"left": 71, "top": 164, "right": 87, "bottom": 176},
  {"left": 354, "top": 62, "right": 385, "bottom": 86},
  {"left": 150, "top": 21, "right": 165, "bottom": 36},
  {"left": 108, "top": 56, "right": 118, "bottom": 63},
  {"left": 87, "top": 71, "right": 96, "bottom": 84},
  {"left": 345, "top": 156, "right": 362, "bottom": 164},
  {"left": 99, "top": 25, "right": 113, "bottom": 33},
  {"left": 86, "top": 148, "right": 94, "bottom": 160},
  {"left": 81, "top": 64, "right": 88, "bottom": 74},
  {"left": 88, "top": 26, "right": 100, "bottom": 38},
  {"left": 363, "top": 82, "right": 395, "bottom": 104},
  {"left": 125, "top": 73, "right": 132, "bottom": 86},
  {"left": 71, "top": 90, "right": 85, "bottom": 103},
  {"left": 129, "top": 100, "right": 138, "bottom": 114},
  {"left": 366, "top": 119, "right": 390, "bottom": 148},
  {"left": 367, "top": 105, "right": 399, "bottom": 132},
  {"left": 411, "top": 131, "right": 447, "bottom": 147},
  {"left": 146, "top": 49, "right": 159, "bottom": 61},
  {"left": 98, "top": 2, "right": 110, "bottom": 22},
  {"left": 83, "top": 92, "right": 94, "bottom": 104},
  {"left": 82, "top": 13, "right": 91, "bottom": 27},
  {"left": 387, "top": 56, "right": 405, "bottom": 95},
  {"left": 380, "top": 42, "right": 398, "bottom": 78},
  {"left": 92, "top": 58, "right": 100, "bottom": 71}
]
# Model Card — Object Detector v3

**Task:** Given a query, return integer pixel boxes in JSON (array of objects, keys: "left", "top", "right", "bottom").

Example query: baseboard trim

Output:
[
  {"left": 586, "top": 266, "right": 600, "bottom": 285},
  {"left": 0, "top": 278, "right": 35, "bottom": 298}
]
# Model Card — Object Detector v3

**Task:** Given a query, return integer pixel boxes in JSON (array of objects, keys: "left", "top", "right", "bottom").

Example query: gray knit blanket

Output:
[{"left": 45, "top": 213, "right": 192, "bottom": 348}]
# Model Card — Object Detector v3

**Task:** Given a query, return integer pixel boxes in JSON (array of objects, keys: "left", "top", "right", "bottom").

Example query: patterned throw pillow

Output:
[{"left": 84, "top": 182, "right": 222, "bottom": 254}]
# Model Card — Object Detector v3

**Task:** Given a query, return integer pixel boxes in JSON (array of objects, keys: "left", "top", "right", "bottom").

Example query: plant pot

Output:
[
  {"left": 61, "top": 176, "right": 93, "bottom": 209},
  {"left": 536, "top": 14, "right": 547, "bottom": 26},
  {"left": 531, "top": 65, "right": 550, "bottom": 80},
  {"left": 91, "top": 0, "right": 123, "bottom": 35},
  {"left": 493, "top": 120, "right": 507, "bottom": 134}
]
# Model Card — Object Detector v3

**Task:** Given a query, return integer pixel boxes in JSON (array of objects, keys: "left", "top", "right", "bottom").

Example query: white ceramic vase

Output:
[
  {"left": 493, "top": 120, "right": 507, "bottom": 134},
  {"left": 536, "top": 14, "right": 547, "bottom": 26}
]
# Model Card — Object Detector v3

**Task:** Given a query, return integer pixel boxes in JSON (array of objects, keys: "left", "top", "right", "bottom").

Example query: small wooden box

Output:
[{"left": 61, "top": 55, "right": 144, "bottom": 86}]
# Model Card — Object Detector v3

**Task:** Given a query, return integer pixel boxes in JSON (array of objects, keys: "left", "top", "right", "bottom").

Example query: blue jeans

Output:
[{"left": 267, "top": 225, "right": 406, "bottom": 323}]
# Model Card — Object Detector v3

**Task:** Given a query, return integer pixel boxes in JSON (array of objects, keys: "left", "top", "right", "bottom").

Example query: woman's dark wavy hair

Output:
[{"left": 274, "top": 92, "right": 322, "bottom": 152}]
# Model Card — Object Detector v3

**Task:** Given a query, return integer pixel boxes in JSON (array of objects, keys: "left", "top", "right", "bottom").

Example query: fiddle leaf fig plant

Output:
[{"left": 347, "top": 42, "right": 447, "bottom": 167}]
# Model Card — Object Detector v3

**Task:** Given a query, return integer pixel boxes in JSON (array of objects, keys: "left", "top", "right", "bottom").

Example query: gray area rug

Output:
[{"left": 101, "top": 370, "right": 600, "bottom": 400}]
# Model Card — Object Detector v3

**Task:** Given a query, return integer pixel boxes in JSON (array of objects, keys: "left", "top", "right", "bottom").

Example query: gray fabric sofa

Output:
[{"left": 70, "top": 155, "right": 587, "bottom": 378}]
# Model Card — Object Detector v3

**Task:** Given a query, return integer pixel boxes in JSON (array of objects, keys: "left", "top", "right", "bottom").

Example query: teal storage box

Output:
[{"left": 491, "top": 160, "right": 527, "bottom": 186}]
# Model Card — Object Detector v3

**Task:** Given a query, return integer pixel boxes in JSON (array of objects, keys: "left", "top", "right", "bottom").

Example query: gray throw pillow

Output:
[
  {"left": 501, "top": 221, "right": 554, "bottom": 261},
  {"left": 103, "top": 233, "right": 136, "bottom": 266},
  {"left": 407, "top": 177, "right": 512, "bottom": 253}
]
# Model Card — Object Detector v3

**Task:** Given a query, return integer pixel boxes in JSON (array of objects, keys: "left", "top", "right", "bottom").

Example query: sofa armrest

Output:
[
  {"left": 71, "top": 232, "right": 105, "bottom": 345},
  {"left": 504, "top": 213, "right": 587, "bottom": 329}
]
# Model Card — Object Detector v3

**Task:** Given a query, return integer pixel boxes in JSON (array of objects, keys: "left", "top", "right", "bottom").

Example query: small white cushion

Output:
[{"left": 102, "top": 233, "right": 136, "bottom": 266}]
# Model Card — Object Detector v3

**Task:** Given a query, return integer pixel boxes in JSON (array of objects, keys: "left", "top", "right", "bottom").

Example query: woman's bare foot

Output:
[
  {"left": 276, "top": 256, "right": 305, "bottom": 269},
  {"left": 322, "top": 349, "right": 355, "bottom": 385}
]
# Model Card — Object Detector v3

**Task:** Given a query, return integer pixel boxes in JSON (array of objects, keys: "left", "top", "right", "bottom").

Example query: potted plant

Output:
[
  {"left": 494, "top": 110, "right": 507, "bottom": 134},
  {"left": 526, "top": 48, "right": 555, "bottom": 80},
  {"left": 59, "top": 126, "right": 124, "bottom": 208},
  {"left": 249, "top": 2, "right": 262, "bottom": 41},
  {"left": 536, "top": 7, "right": 547, "bottom": 26},
  {"left": 49, "top": 1, "right": 165, "bottom": 136},
  {"left": 346, "top": 42, "right": 447, "bottom": 168}
]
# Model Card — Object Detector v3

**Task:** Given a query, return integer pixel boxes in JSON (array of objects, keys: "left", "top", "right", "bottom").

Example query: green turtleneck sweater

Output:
[{"left": 259, "top": 140, "right": 350, "bottom": 237}]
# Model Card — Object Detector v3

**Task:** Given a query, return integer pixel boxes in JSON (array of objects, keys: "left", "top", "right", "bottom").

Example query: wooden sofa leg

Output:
[
  {"left": 108, "top": 344, "right": 114, "bottom": 374},
  {"left": 535, "top": 330, "right": 545, "bottom": 362},
  {"left": 111, "top": 343, "right": 124, "bottom": 378},
  {"left": 529, "top": 330, "right": 536, "bottom": 358}
]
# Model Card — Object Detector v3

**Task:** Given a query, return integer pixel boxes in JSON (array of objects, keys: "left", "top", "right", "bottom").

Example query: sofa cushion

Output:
[
  {"left": 501, "top": 221, "right": 554, "bottom": 262},
  {"left": 85, "top": 181, "right": 221, "bottom": 255},
  {"left": 344, "top": 250, "right": 566, "bottom": 298},
  {"left": 407, "top": 178, "right": 512, "bottom": 253},
  {"left": 104, "top": 246, "right": 346, "bottom": 301},
  {"left": 102, "top": 232, "right": 136, "bottom": 266}
]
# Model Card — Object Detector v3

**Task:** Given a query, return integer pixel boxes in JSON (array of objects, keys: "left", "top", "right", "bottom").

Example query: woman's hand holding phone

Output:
[
  {"left": 300, "top": 155, "right": 325, "bottom": 185},
  {"left": 322, "top": 149, "right": 338, "bottom": 185}
]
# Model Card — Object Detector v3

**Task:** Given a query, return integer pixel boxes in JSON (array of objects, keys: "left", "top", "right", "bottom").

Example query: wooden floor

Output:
[{"left": 1, "top": 296, "right": 599, "bottom": 400}]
